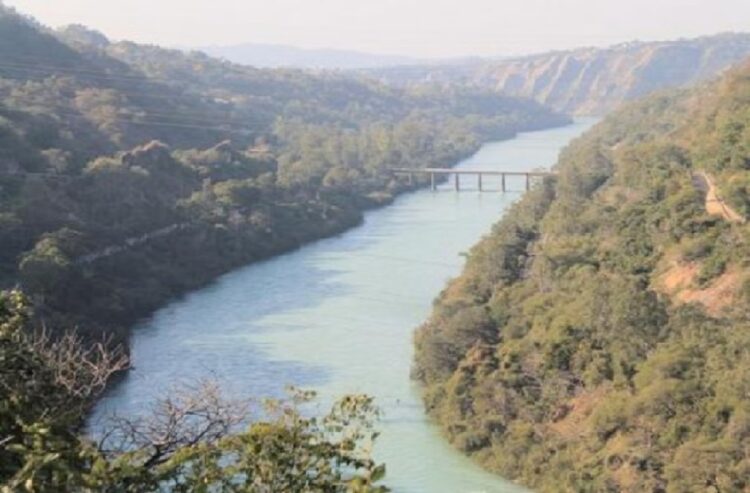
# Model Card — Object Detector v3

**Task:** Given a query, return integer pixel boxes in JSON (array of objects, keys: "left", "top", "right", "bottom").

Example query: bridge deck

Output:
[
  {"left": 390, "top": 167, "right": 554, "bottom": 191},
  {"left": 390, "top": 167, "right": 554, "bottom": 176}
]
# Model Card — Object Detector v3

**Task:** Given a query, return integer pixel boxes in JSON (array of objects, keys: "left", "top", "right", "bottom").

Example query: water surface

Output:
[{"left": 92, "top": 119, "right": 597, "bottom": 492}]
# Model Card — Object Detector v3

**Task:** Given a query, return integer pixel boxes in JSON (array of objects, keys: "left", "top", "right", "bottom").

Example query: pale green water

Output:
[{"left": 91, "top": 119, "right": 596, "bottom": 492}]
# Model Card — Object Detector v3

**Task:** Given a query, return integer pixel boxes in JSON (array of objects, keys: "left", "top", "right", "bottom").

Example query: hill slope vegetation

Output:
[
  {"left": 0, "top": 6, "right": 566, "bottom": 340},
  {"left": 413, "top": 61, "right": 750, "bottom": 492}
]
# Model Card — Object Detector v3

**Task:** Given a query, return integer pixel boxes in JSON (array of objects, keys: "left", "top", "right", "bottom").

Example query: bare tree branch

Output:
[{"left": 99, "top": 380, "right": 248, "bottom": 467}]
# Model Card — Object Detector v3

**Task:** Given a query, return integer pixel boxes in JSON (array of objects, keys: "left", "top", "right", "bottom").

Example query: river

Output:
[{"left": 90, "top": 118, "right": 597, "bottom": 492}]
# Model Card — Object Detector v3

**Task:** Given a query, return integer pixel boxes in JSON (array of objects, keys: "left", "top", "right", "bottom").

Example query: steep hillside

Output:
[
  {"left": 413, "top": 62, "right": 750, "bottom": 492},
  {"left": 371, "top": 33, "right": 750, "bottom": 115},
  {"left": 0, "top": 6, "right": 566, "bottom": 340}
]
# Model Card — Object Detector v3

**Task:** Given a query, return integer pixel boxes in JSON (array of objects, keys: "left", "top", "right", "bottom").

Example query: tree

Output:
[
  {"left": 1, "top": 289, "right": 389, "bottom": 492},
  {"left": 0, "top": 289, "right": 128, "bottom": 491}
]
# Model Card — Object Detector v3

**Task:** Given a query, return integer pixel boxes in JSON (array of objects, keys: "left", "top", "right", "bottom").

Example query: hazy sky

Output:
[{"left": 5, "top": 0, "right": 750, "bottom": 58}]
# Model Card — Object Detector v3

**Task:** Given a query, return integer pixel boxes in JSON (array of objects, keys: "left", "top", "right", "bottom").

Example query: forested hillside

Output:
[
  {"left": 413, "top": 61, "right": 750, "bottom": 491},
  {"left": 0, "top": 6, "right": 566, "bottom": 340},
  {"left": 370, "top": 33, "right": 750, "bottom": 115}
]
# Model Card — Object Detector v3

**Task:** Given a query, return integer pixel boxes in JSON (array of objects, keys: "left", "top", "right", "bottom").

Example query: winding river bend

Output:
[{"left": 91, "top": 118, "right": 596, "bottom": 492}]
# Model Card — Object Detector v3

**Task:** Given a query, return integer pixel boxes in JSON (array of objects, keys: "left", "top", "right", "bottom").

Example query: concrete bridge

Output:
[{"left": 391, "top": 168, "right": 555, "bottom": 191}]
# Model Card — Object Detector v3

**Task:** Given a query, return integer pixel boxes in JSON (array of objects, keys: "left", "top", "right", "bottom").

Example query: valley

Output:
[
  {"left": 1, "top": 2, "right": 749, "bottom": 492},
  {"left": 91, "top": 120, "right": 596, "bottom": 493}
]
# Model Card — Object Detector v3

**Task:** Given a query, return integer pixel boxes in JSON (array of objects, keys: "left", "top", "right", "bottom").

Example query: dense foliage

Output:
[
  {"left": 0, "top": 5, "right": 566, "bottom": 340},
  {"left": 414, "top": 62, "right": 750, "bottom": 492},
  {"left": 0, "top": 290, "right": 389, "bottom": 492}
]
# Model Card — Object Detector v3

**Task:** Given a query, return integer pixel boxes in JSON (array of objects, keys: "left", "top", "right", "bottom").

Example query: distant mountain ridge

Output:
[
  {"left": 197, "top": 43, "right": 425, "bottom": 69},
  {"left": 368, "top": 33, "right": 750, "bottom": 115}
]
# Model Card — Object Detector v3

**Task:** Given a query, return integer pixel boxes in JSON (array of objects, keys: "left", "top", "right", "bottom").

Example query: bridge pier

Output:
[{"left": 389, "top": 167, "right": 553, "bottom": 193}]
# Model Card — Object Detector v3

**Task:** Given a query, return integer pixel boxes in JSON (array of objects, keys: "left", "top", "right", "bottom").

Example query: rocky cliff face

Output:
[{"left": 371, "top": 33, "right": 750, "bottom": 115}]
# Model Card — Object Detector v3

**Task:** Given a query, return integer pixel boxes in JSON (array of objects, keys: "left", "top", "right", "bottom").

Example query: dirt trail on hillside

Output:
[{"left": 693, "top": 172, "right": 745, "bottom": 223}]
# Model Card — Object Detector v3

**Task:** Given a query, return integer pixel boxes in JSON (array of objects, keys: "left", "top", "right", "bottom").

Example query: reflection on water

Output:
[{"left": 91, "top": 119, "right": 597, "bottom": 493}]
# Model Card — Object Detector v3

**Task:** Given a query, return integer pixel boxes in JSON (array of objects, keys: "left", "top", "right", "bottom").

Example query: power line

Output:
[
  {"left": 0, "top": 57, "right": 301, "bottom": 99},
  {"left": 1, "top": 97, "right": 275, "bottom": 131},
  {"left": 43, "top": 108, "right": 262, "bottom": 135},
  {"left": 0, "top": 58, "right": 196, "bottom": 84},
  {"left": 0, "top": 63, "right": 276, "bottom": 111},
  {"left": 0, "top": 55, "right": 362, "bottom": 108},
  {"left": 0, "top": 62, "right": 303, "bottom": 132},
  {"left": 0, "top": 62, "right": 183, "bottom": 88},
  {"left": 0, "top": 65, "right": 272, "bottom": 117},
  {"left": 0, "top": 100, "right": 271, "bottom": 135},
  {"left": 0, "top": 53, "right": 256, "bottom": 85},
  {"left": 3, "top": 98, "right": 273, "bottom": 131},
  {"left": 0, "top": 57, "right": 409, "bottom": 133}
]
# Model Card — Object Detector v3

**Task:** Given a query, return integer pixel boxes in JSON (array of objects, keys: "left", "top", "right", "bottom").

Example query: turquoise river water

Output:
[{"left": 91, "top": 118, "right": 597, "bottom": 492}]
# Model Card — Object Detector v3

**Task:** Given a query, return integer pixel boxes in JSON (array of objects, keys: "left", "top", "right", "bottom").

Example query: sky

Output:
[{"left": 5, "top": 0, "right": 750, "bottom": 58}]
